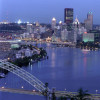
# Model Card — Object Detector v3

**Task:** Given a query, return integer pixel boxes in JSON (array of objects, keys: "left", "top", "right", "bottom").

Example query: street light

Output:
[
  {"left": 21, "top": 86, "right": 24, "bottom": 89},
  {"left": 96, "top": 90, "right": 98, "bottom": 94},
  {"left": 33, "top": 90, "right": 35, "bottom": 92},
  {"left": 2, "top": 86, "right": 4, "bottom": 89}
]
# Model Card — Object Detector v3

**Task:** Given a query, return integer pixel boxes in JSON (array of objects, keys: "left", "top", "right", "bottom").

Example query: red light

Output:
[{"left": 84, "top": 32, "right": 87, "bottom": 34}]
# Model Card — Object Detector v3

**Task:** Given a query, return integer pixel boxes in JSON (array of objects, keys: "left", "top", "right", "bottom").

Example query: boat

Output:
[
  {"left": 82, "top": 49, "right": 90, "bottom": 52},
  {"left": 0, "top": 73, "right": 5, "bottom": 78}
]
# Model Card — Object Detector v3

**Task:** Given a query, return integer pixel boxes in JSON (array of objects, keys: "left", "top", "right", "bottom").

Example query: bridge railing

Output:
[{"left": 0, "top": 60, "right": 49, "bottom": 93}]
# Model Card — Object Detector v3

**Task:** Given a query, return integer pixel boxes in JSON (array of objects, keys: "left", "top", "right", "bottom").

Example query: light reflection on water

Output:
[{"left": 0, "top": 44, "right": 100, "bottom": 99}]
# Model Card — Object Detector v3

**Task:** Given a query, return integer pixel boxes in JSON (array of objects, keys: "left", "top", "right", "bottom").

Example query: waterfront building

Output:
[
  {"left": 52, "top": 17, "right": 56, "bottom": 30},
  {"left": 77, "top": 27, "right": 87, "bottom": 42},
  {"left": 64, "top": 8, "right": 73, "bottom": 30},
  {"left": 73, "top": 16, "right": 80, "bottom": 28},
  {"left": 61, "top": 29, "right": 68, "bottom": 41},
  {"left": 27, "top": 23, "right": 33, "bottom": 33},
  {"left": 39, "top": 26, "right": 46, "bottom": 34},
  {"left": 84, "top": 12, "right": 93, "bottom": 31},
  {"left": 89, "top": 30, "right": 100, "bottom": 42},
  {"left": 25, "top": 48, "right": 32, "bottom": 57},
  {"left": 83, "top": 33, "right": 94, "bottom": 42}
]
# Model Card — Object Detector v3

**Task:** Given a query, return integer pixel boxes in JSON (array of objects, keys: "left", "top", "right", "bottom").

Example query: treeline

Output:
[
  {"left": 76, "top": 41, "right": 100, "bottom": 49},
  {"left": 0, "top": 48, "right": 47, "bottom": 75},
  {"left": 10, "top": 48, "right": 47, "bottom": 67},
  {"left": 0, "top": 68, "right": 9, "bottom": 74}
]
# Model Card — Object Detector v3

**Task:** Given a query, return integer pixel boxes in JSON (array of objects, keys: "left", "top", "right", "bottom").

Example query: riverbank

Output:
[
  {"left": 10, "top": 48, "right": 48, "bottom": 67},
  {"left": 76, "top": 41, "right": 100, "bottom": 51},
  {"left": 0, "top": 44, "right": 100, "bottom": 100},
  {"left": 0, "top": 46, "right": 48, "bottom": 76},
  {"left": 52, "top": 42, "right": 100, "bottom": 51}
]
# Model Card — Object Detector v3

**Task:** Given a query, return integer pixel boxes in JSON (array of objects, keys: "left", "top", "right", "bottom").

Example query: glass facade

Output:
[
  {"left": 64, "top": 8, "right": 73, "bottom": 31},
  {"left": 64, "top": 8, "right": 73, "bottom": 24}
]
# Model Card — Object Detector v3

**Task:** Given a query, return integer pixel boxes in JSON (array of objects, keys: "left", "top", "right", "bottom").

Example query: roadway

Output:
[
  {"left": 0, "top": 88, "right": 42, "bottom": 96},
  {"left": 0, "top": 88, "right": 100, "bottom": 99}
]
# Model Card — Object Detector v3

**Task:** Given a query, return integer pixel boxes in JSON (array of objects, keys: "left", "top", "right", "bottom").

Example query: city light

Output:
[
  {"left": 0, "top": 2, "right": 100, "bottom": 99},
  {"left": 84, "top": 32, "right": 87, "bottom": 34},
  {"left": 52, "top": 17, "right": 56, "bottom": 21},
  {"left": 18, "top": 19, "right": 22, "bottom": 24},
  {"left": 1, "top": 87, "right": 5, "bottom": 89},
  {"left": 59, "top": 21, "right": 62, "bottom": 24},
  {"left": 21, "top": 86, "right": 24, "bottom": 89},
  {"left": 33, "top": 90, "right": 35, "bottom": 92}
]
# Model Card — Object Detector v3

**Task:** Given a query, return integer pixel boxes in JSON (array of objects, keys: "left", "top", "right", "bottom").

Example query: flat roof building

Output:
[{"left": 64, "top": 8, "right": 73, "bottom": 30}]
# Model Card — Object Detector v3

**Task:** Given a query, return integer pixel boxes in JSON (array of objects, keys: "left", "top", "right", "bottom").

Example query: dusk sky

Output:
[{"left": 0, "top": 0, "right": 100, "bottom": 24}]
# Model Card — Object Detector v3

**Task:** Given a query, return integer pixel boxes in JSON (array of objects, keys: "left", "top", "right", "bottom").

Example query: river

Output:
[{"left": 0, "top": 43, "right": 100, "bottom": 100}]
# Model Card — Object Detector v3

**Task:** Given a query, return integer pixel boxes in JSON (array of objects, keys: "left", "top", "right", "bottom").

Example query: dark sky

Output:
[{"left": 0, "top": 0, "right": 100, "bottom": 24}]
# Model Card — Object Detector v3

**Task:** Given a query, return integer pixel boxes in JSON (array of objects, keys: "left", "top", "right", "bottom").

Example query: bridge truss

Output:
[{"left": 0, "top": 60, "right": 49, "bottom": 93}]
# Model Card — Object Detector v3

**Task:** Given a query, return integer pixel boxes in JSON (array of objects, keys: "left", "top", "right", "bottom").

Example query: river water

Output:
[{"left": 0, "top": 43, "right": 100, "bottom": 100}]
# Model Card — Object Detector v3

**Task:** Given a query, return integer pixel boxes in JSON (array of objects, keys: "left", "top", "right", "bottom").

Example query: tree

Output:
[
  {"left": 58, "top": 96, "right": 67, "bottom": 100},
  {"left": 52, "top": 92, "right": 56, "bottom": 100},
  {"left": 76, "top": 88, "right": 90, "bottom": 100}
]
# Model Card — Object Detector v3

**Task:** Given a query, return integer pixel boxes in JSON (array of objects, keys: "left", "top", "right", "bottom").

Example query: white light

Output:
[
  {"left": 59, "top": 21, "right": 62, "bottom": 24},
  {"left": 52, "top": 17, "right": 56, "bottom": 21},
  {"left": 2, "top": 87, "right": 4, "bottom": 89},
  {"left": 21, "top": 86, "right": 24, "bottom": 89},
  {"left": 33, "top": 90, "right": 35, "bottom": 92},
  {"left": 27, "top": 22, "right": 29, "bottom": 24},
  {"left": 18, "top": 40, "right": 21, "bottom": 42},
  {"left": 18, "top": 19, "right": 22, "bottom": 24}
]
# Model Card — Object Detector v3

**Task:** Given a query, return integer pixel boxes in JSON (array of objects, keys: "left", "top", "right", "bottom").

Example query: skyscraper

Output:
[
  {"left": 64, "top": 8, "right": 73, "bottom": 30},
  {"left": 64, "top": 8, "right": 73, "bottom": 24},
  {"left": 84, "top": 12, "right": 93, "bottom": 31},
  {"left": 27, "top": 23, "right": 33, "bottom": 33},
  {"left": 73, "top": 16, "right": 80, "bottom": 28},
  {"left": 52, "top": 17, "right": 56, "bottom": 29}
]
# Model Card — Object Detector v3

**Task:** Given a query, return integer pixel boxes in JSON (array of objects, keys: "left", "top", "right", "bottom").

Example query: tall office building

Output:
[
  {"left": 27, "top": 23, "right": 33, "bottom": 33},
  {"left": 52, "top": 17, "right": 56, "bottom": 29},
  {"left": 64, "top": 8, "right": 73, "bottom": 24},
  {"left": 61, "top": 29, "right": 68, "bottom": 41},
  {"left": 73, "top": 16, "right": 80, "bottom": 28},
  {"left": 84, "top": 12, "right": 93, "bottom": 31}
]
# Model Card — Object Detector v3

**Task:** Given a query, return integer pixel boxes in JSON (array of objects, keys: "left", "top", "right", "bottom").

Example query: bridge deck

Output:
[{"left": 0, "top": 88, "right": 42, "bottom": 96}]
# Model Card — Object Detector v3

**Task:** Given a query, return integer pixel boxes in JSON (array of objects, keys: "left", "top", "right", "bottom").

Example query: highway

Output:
[
  {"left": 1, "top": 88, "right": 100, "bottom": 99},
  {"left": 0, "top": 88, "right": 42, "bottom": 96}
]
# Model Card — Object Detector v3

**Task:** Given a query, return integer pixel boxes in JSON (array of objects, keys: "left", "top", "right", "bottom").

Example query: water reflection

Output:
[
  {"left": 51, "top": 50, "right": 56, "bottom": 67},
  {"left": 1, "top": 44, "right": 100, "bottom": 100},
  {"left": 83, "top": 57, "right": 87, "bottom": 77},
  {"left": 38, "top": 61, "right": 42, "bottom": 68}
]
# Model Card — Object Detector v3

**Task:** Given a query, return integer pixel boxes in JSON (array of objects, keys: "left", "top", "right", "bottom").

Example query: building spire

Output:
[{"left": 76, "top": 15, "right": 78, "bottom": 19}]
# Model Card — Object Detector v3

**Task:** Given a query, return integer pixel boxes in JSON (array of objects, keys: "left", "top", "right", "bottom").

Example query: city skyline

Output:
[{"left": 0, "top": 0, "right": 100, "bottom": 24}]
